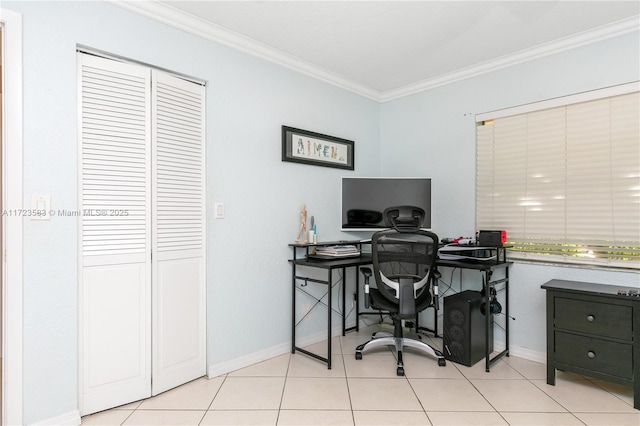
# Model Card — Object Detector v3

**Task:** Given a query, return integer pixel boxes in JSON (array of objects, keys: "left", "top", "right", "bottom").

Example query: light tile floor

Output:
[{"left": 81, "top": 326, "right": 639, "bottom": 425}]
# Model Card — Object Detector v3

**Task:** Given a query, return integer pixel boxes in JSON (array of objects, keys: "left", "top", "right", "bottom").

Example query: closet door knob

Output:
[
  {"left": 587, "top": 351, "right": 596, "bottom": 359},
  {"left": 586, "top": 315, "right": 595, "bottom": 322}
]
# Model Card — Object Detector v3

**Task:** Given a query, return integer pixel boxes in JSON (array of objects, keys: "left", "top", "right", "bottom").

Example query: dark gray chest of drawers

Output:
[{"left": 541, "top": 279, "right": 639, "bottom": 410}]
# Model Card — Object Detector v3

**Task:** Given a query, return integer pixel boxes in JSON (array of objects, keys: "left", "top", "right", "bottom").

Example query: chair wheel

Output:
[
  {"left": 355, "top": 352, "right": 362, "bottom": 360},
  {"left": 397, "top": 366, "right": 404, "bottom": 376},
  {"left": 438, "top": 358, "right": 446, "bottom": 367}
]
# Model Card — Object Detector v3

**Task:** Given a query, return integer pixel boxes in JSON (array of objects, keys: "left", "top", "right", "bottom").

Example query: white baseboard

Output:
[
  {"left": 207, "top": 326, "right": 547, "bottom": 379},
  {"left": 485, "top": 341, "right": 546, "bottom": 365},
  {"left": 32, "top": 410, "right": 81, "bottom": 426},
  {"left": 508, "top": 345, "right": 546, "bottom": 364},
  {"left": 207, "top": 326, "right": 347, "bottom": 378},
  {"left": 208, "top": 340, "right": 290, "bottom": 378}
]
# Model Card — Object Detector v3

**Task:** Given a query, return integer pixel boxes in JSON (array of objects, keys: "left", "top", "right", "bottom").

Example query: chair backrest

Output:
[
  {"left": 371, "top": 227, "right": 439, "bottom": 318},
  {"left": 383, "top": 206, "right": 425, "bottom": 230}
]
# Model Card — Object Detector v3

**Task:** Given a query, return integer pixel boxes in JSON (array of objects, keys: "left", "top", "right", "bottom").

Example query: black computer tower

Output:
[{"left": 443, "top": 290, "right": 493, "bottom": 367}]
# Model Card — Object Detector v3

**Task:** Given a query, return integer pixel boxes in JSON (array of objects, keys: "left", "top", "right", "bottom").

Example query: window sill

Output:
[{"left": 509, "top": 254, "right": 640, "bottom": 273}]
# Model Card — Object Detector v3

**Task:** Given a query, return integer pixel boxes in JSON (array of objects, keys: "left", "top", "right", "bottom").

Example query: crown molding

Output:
[
  {"left": 380, "top": 15, "right": 640, "bottom": 102},
  {"left": 106, "top": 0, "right": 381, "bottom": 101},
  {"left": 107, "top": 1, "right": 639, "bottom": 104}
]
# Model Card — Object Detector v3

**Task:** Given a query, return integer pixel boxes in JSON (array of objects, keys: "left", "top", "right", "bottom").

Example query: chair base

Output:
[{"left": 355, "top": 328, "right": 446, "bottom": 376}]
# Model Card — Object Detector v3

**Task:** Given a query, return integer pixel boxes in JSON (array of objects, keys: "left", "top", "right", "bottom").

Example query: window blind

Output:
[{"left": 476, "top": 88, "right": 640, "bottom": 269}]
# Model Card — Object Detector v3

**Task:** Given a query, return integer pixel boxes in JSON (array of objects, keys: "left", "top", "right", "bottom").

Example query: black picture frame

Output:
[{"left": 282, "top": 126, "right": 354, "bottom": 170}]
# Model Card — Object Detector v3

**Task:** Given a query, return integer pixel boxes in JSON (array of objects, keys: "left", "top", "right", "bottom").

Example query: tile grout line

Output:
[
  {"left": 584, "top": 375, "right": 636, "bottom": 409},
  {"left": 336, "top": 334, "right": 357, "bottom": 425},
  {"left": 118, "top": 405, "right": 136, "bottom": 426},
  {"left": 196, "top": 373, "right": 229, "bottom": 425},
  {"left": 275, "top": 353, "right": 294, "bottom": 424}
]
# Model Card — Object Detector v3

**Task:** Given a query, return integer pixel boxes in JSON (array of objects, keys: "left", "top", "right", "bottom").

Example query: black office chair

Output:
[{"left": 355, "top": 206, "right": 446, "bottom": 376}]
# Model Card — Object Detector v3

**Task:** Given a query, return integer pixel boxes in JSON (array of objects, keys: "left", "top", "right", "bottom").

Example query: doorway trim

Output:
[{"left": 1, "top": 7, "right": 24, "bottom": 426}]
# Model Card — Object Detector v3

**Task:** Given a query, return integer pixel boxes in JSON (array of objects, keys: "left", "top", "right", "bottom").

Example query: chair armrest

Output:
[
  {"left": 432, "top": 271, "right": 440, "bottom": 310},
  {"left": 360, "top": 267, "right": 372, "bottom": 309},
  {"left": 360, "top": 267, "right": 372, "bottom": 278}
]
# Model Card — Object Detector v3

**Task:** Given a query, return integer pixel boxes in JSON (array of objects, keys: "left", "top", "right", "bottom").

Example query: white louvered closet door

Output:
[
  {"left": 79, "top": 53, "right": 152, "bottom": 415},
  {"left": 151, "top": 70, "right": 206, "bottom": 396},
  {"left": 79, "top": 54, "right": 206, "bottom": 415}
]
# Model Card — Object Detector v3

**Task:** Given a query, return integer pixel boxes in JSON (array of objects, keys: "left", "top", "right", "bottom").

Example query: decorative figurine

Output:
[{"left": 295, "top": 203, "right": 308, "bottom": 243}]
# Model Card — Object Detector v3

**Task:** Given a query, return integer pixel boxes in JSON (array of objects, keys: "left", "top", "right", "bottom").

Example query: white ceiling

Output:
[{"left": 121, "top": 1, "right": 640, "bottom": 101}]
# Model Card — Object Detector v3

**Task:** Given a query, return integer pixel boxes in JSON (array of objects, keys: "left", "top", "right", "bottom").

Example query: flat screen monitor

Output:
[{"left": 341, "top": 177, "right": 432, "bottom": 231}]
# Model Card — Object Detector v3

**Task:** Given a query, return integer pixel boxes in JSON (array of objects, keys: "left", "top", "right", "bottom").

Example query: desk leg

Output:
[
  {"left": 505, "top": 267, "right": 510, "bottom": 358},
  {"left": 292, "top": 263, "right": 296, "bottom": 354},
  {"left": 327, "top": 269, "right": 332, "bottom": 369},
  {"left": 481, "top": 266, "right": 510, "bottom": 373},
  {"left": 342, "top": 267, "right": 346, "bottom": 336},
  {"left": 355, "top": 267, "right": 360, "bottom": 332},
  {"left": 484, "top": 271, "right": 491, "bottom": 373}
]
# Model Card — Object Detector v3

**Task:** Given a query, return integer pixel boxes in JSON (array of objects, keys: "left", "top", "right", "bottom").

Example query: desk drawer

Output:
[
  {"left": 555, "top": 297, "right": 632, "bottom": 340},
  {"left": 555, "top": 331, "right": 633, "bottom": 379}
]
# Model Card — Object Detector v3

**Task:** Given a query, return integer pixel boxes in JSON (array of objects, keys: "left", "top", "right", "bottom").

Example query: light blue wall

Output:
[
  {"left": 5, "top": 1, "right": 380, "bottom": 423},
  {"left": 380, "top": 31, "right": 640, "bottom": 354}
]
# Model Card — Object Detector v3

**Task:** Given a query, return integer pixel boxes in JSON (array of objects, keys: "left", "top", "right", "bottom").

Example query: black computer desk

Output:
[
  {"left": 436, "top": 257, "right": 512, "bottom": 372},
  {"left": 289, "top": 241, "right": 511, "bottom": 372},
  {"left": 289, "top": 240, "right": 370, "bottom": 369}
]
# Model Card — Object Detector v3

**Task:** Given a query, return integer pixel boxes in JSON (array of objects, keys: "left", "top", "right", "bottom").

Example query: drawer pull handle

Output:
[
  {"left": 586, "top": 315, "right": 595, "bottom": 322},
  {"left": 587, "top": 351, "right": 596, "bottom": 359}
]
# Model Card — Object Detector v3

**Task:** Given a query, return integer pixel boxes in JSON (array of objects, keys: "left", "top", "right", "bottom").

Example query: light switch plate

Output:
[
  {"left": 214, "top": 202, "right": 225, "bottom": 219},
  {"left": 31, "top": 194, "right": 51, "bottom": 220}
]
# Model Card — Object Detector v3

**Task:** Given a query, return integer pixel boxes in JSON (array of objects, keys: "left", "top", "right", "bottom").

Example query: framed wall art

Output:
[{"left": 282, "top": 126, "right": 354, "bottom": 170}]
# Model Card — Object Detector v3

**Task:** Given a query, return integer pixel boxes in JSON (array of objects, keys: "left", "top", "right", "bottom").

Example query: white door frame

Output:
[{"left": 1, "top": 7, "right": 24, "bottom": 426}]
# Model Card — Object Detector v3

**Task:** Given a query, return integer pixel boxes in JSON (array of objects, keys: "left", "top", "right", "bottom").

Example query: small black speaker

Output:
[{"left": 443, "top": 290, "right": 493, "bottom": 367}]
